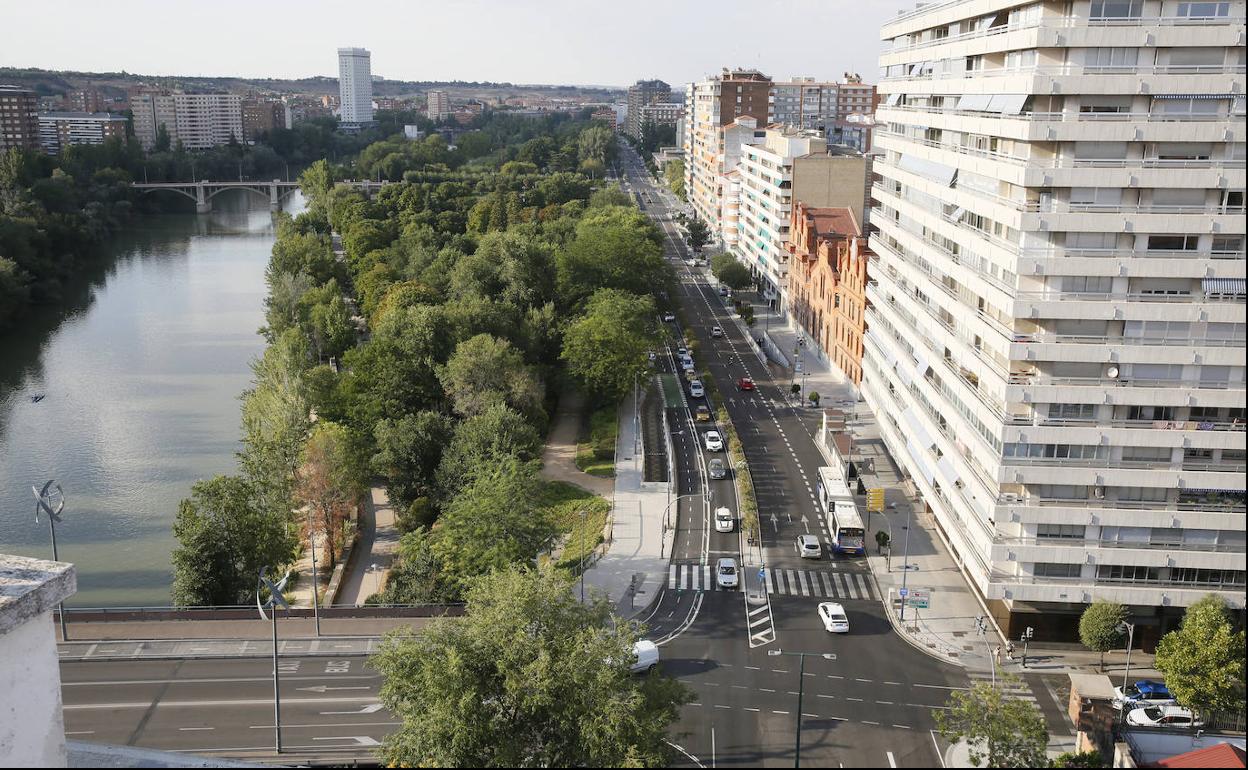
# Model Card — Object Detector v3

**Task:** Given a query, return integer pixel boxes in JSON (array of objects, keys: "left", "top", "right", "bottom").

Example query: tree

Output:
[
  {"left": 372, "top": 410, "right": 455, "bottom": 512},
  {"left": 1078, "top": 601, "right": 1127, "bottom": 672},
  {"left": 717, "top": 260, "right": 753, "bottom": 291},
  {"left": 1052, "top": 750, "right": 1106, "bottom": 768},
  {"left": 685, "top": 217, "right": 711, "bottom": 252},
  {"left": 238, "top": 329, "right": 312, "bottom": 519},
  {"left": 934, "top": 678, "right": 1049, "bottom": 769},
  {"left": 556, "top": 207, "right": 667, "bottom": 308},
  {"left": 664, "top": 159, "right": 685, "bottom": 200},
  {"left": 171, "top": 475, "right": 294, "bottom": 607},
  {"left": 371, "top": 527, "right": 455, "bottom": 604},
  {"left": 371, "top": 566, "right": 692, "bottom": 767},
  {"left": 808, "top": 391, "right": 821, "bottom": 407},
  {"left": 438, "top": 334, "right": 544, "bottom": 421},
  {"left": 295, "top": 422, "right": 363, "bottom": 568},
  {"left": 577, "top": 124, "right": 615, "bottom": 167},
  {"left": 436, "top": 403, "right": 544, "bottom": 497},
  {"left": 1154, "top": 594, "right": 1247, "bottom": 721},
  {"left": 561, "top": 289, "right": 660, "bottom": 402}
]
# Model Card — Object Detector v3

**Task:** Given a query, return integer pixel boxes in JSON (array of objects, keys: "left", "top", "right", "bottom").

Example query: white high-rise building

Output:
[
  {"left": 337, "top": 47, "right": 374, "bottom": 125},
  {"left": 427, "top": 89, "right": 450, "bottom": 121},
  {"left": 867, "top": 0, "right": 1246, "bottom": 644},
  {"left": 131, "top": 92, "right": 243, "bottom": 150}
]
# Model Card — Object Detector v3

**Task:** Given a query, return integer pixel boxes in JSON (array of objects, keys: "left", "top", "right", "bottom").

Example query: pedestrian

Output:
[
  {"left": 1005, "top": 641, "right": 1016, "bottom": 661},
  {"left": 994, "top": 645, "right": 1002, "bottom": 666}
]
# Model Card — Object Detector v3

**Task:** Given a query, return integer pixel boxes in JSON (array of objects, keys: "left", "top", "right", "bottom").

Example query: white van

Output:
[{"left": 629, "top": 640, "right": 659, "bottom": 674}]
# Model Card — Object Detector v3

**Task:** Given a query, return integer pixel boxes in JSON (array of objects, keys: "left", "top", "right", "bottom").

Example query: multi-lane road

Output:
[{"left": 615, "top": 142, "right": 973, "bottom": 767}]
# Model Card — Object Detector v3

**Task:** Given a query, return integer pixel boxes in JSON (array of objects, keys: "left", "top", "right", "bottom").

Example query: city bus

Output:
[{"left": 817, "top": 466, "right": 865, "bottom": 555}]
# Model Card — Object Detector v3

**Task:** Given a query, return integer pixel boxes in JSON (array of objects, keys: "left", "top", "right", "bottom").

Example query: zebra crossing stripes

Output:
[
  {"left": 668, "top": 563, "right": 716, "bottom": 591},
  {"left": 765, "top": 567, "right": 876, "bottom": 600},
  {"left": 966, "top": 670, "right": 1038, "bottom": 703}
]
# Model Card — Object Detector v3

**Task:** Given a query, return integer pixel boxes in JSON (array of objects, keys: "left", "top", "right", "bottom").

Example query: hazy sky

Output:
[{"left": 4, "top": 0, "right": 915, "bottom": 88}]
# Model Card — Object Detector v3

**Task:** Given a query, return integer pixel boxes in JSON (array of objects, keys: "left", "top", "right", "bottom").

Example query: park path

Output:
[
  {"left": 540, "top": 388, "right": 614, "bottom": 496},
  {"left": 333, "top": 486, "right": 398, "bottom": 605}
]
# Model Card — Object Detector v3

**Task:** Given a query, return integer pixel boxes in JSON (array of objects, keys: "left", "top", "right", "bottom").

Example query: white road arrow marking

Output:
[
  {"left": 320, "top": 703, "right": 384, "bottom": 715},
  {"left": 297, "top": 685, "right": 370, "bottom": 693},
  {"left": 313, "top": 735, "right": 382, "bottom": 746}
]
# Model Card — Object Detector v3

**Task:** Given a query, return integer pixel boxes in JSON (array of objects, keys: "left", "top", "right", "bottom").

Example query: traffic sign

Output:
[
  {"left": 897, "top": 588, "right": 908, "bottom": 598},
  {"left": 866, "top": 488, "right": 885, "bottom": 512},
  {"left": 906, "top": 589, "right": 930, "bottom": 609}
]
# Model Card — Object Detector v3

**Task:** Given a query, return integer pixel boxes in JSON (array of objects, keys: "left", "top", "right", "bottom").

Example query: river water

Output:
[{"left": 0, "top": 191, "right": 303, "bottom": 607}]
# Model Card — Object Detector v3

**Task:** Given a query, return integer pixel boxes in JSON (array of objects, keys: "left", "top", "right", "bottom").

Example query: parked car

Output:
[
  {"left": 1126, "top": 706, "right": 1203, "bottom": 729},
  {"left": 681, "top": 357, "right": 696, "bottom": 373},
  {"left": 1114, "top": 681, "right": 1177, "bottom": 711},
  {"left": 716, "top": 557, "right": 739, "bottom": 588},
  {"left": 708, "top": 458, "right": 728, "bottom": 479},
  {"left": 719, "top": 286, "right": 730, "bottom": 296},
  {"left": 818, "top": 602, "right": 850, "bottom": 633},
  {"left": 676, "top": 346, "right": 688, "bottom": 357},
  {"left": 689, "top": 380, "right": 705, "bottom": 398},
  {"left": 703, "top": 430, "right": 724, "bottom": 451},
  {"left": 737, "top": 377, "right": 756, "bottom": 391},
  {"left": 662, "top": 312, "right": 675, "bottom": 323},
  {"left": 796, "top": 534, "right": 822, "bottom": 559},
  {"left": 714, "top": 506, "right": 734, "bottom": 533},
  {"left": 695, "top": 405, "right": 712, "bottom": 421},
  {"left": 629, "top": 640, "right": 660, "bottom": 674}
]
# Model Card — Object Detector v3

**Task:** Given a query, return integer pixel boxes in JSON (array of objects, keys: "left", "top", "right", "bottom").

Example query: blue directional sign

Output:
[{"left": 898, "top": 588, "right": 908, "bottom": 598}]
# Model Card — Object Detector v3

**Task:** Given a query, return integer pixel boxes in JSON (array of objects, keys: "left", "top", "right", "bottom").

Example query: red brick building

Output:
[{"left": 786, "top": 201, "right": 872, "bottom": 384}]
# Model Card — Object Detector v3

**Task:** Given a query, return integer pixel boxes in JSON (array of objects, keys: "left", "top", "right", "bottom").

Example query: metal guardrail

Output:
[{"left": 59, "top": 604, "right": 465, "bottom": 622}]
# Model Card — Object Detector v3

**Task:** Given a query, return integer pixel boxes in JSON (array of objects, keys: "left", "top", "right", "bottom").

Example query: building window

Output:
[
  {"left": 1090, "top": 0, "right": 1143, "bottom": 18},
  {"left": 1096, "top": 564, "right": 1159, "bottom": 583},
  {"left": 1034, "top": 562, "right": 1082, "bottom": 578},
  {"left": 1147, "top": 235, "right": 1200, "bottom": 251},
  {"left": 1176, "top": 2, "right": 1230, "bottom": 17},
  {"left": 1037, "top": 524, "right": 1086, "bottom": 540},
  {"left": 1049, "top": 403, "right": 1097, "bottom": 420}
]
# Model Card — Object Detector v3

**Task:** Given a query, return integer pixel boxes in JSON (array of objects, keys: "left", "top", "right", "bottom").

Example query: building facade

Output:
[
  {"left": 337, "top": 47, "right": 374, "bottom": 125},
  {"left": 786, "top": 204, "right": 872, "bottom": 384},
  {"left": 132, "top": 92, "right": 243, "bottom": 150},
  {"left": 427, "top": 90, "right": 450, "bottom": 121},
  {"left": 0, "top": 85, "right": 40, "bottom": 151},
  {"left": 639, "top": 101, "right": 684, "bottom": 134},
  {"left": 66, "top": 88, "right": 105, "bottom": 113},
  {"left": 868, "top": 0, "right": 1246, "bottom": 643},
  {"left": 625, "top": 79, "right": 672, "bottom": 138},
  {"left": 37, "top": 112, "right": 127, "bottom": 155},
  {"left": 241, "top": 98, "right": 287, "bottom": 141},
  {"left": 771, "top": 78, "right": 841, "bottom": 131}
]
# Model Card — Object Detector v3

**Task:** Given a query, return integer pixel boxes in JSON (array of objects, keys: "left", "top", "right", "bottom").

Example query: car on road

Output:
[
  {"left": 662, "top": 312, "right": 676, "bottom": 322},
  {"left": 714, "top": 506, "right": 734, "bottom": 533},
  {"left": 711, "top": 326, "right": 724, "bottom": 338},
  {"left": 703, "top": 430, "right": 724, "bottom": 451},
  {"left": 689, "top": 380, "right": 704, "bottom": 398},
  {"left": 818, "top": 602, "right": 850, "bottom": 633},
  {"left": 708, "top": 458, "right": 728, "bottom": 479},
  {"left": 716, "top": 557, "right": 739, "bottom": 588},
  {"left": 694, "top": 405, "right": 711, "bottom": 421},
  {"left": 1126, "top": 705, "right": 1203, "bottom": 729},
  {"left": 1114, "top": 681, "right": 1176, "bottom": 711},
  {"left": 796, "top": 534, "right": 822, "bottom": 559},
  {"left": 676, "top": 346, "right": 688, "bottom": 357},
  {"left": 629, "top": 640, "right": 659, "bottom": 674},
  {"left": 719, "top": 286, "right": 730, "bottom": 296},
  {"left": 681, "top": 357, "right": 696, "bottom": 372},
  {"left": 737, "top": 377, "right": 755, "bottom": 391}
]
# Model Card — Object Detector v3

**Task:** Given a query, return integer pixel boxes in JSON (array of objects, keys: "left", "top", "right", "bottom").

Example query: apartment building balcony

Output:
[
  {"left": 983, "top": 568, "right": 1245, "bottom": 608},
  {"left": 1013, "top": 291, "right": 1246, "bottom": 323},
  {"left": 1017, "top": 492, "right": 1246, "bottom": 518},
  {"left": 879, "top": 62, "right": 1246, "bottom": 85},
  {"left": 996, "top": 460, "right": 1244, "bottom": 490},
  {"left": 1004, "top": 375, "right": 1247, "bottom": 412},
  {"left": 991, "top": 542, "right": 1246, "bottom": 574},
  {"left": 1017, "top": 248, "right": 1244, "bottom": 279}
]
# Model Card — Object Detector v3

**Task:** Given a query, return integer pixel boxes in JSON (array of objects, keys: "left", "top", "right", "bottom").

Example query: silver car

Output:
[{"left": 796, "top": 534, "right": 822, "bottom": 559}]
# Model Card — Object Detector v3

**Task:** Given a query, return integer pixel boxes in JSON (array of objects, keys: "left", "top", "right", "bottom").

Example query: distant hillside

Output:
[{"left": 0, "top": 67, "right": 624, "bottom": 101}]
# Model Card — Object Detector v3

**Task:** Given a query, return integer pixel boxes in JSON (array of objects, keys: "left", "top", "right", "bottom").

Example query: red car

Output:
[{"left": 737, "top": 377, "right": 755, "bottom": 391}]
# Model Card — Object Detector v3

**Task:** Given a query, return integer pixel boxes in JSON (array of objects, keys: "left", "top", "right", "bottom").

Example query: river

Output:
[{"left": 0, "top": 190, "right": 303, "bottom": 607}]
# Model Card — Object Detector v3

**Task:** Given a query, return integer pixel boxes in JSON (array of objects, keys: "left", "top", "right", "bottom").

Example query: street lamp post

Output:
[
  {"left": 659, "top": 491, "right": 710, "bottom": 557},
  {"left": 258, "top": 567, "right": 291, "bottom": 755},
  {"left": 768, "top": 649, "right": 837, "bottom": 768},
  {"left": 975, "top": 615, "right": 997, "bottom": 688},
  {"left": 308, "top": 530, "right": 321, "bottom": 637},
  {"left": 1119, "top": 621, "right": 1136, "bottom": 689},
  {"left": 32, "top": 480, "right": 69, "bottom": 641},
  {"left": 897, "top": 501, "right": 914, "bottom": 623},
  {"left": 579, "top": 509, "right": 588, "bottom": 603}
]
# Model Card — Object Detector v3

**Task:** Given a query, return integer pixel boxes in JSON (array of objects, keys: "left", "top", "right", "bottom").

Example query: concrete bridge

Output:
[{"left": 131, "top": 179, "right": 390, "bottom": 213}]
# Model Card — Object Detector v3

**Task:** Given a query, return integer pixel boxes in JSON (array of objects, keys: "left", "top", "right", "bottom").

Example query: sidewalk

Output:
[
  {"left": 539, "top": 388, "right": 615, "bottom": 497},
  {"left": 580, "top": 387, "right": 672, "bottom": 618},
  {"left": 333, "top": 487, "right": 398, "bottom": 605}
]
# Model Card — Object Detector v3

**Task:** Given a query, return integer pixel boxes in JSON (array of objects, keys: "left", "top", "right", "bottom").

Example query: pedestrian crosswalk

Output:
[
  {"left": 966, "top": 670, "right": 1038, "bottom": 704},
  {"left": 667, "top": 562, "right": 877, "bottom": 600}
]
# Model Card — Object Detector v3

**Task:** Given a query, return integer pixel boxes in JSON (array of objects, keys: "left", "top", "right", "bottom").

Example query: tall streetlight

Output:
[
  {"left": 897, "top": 500, "right": 915, "bottom": 623},
  {"left": 767, "top": 649, "right": 837, "bottom": 768},
  {"left": 32, "top": 480, "right": 69, "bottom": 641},
  {"left": 658, "top": 491, "right": 710, "bottom": 558},
  {"left": 1119, "top": 621, "right": 1136, "bottom": 689},
  {"left": 307, "top": 528, "right": 322, "bottom": 637},
  {"left": 579, "top": 509, "right": 588, "bottom": 602},
  {"left": 975, "top": 615, "right": 997, "bottom": 688},
  {"left": 258, "top": 567, "right": 291, "bottom": 755}
]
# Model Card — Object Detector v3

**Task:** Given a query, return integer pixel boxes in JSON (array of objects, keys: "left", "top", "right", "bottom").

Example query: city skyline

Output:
[{"left": 2, "top": 0, "right": 914, "bottom": 88}]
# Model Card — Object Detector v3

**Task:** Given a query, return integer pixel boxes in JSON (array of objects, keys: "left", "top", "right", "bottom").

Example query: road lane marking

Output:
[
  {"left": 887, "top": 751, "right": 898, "bottom": 767},
  {"left": 862, "top": 720, "right": 880, "bottom": 725},
  {"left": 178, "top": 727, "right": 214, "bottom": 731},
  {"left": 772, "top": 710, "right": 790, "bottom": 715}
]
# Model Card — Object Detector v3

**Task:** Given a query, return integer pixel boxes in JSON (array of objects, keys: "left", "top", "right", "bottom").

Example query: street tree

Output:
[
  {"left": 717, "top": 260, "right": 753, "bottom": 291},
  {"left": 561, "top": 289, "right": 659, "bottom": 402},
  {"left": 1078, "top": 600, "right": 1127, "bottom": 672},
  {"left": 171, "top": 474, "right": 294, "bottom": 607},
  {"left": 295, "top": 421, "right": 364, "bottom": 568},
  {"left": 934, "top": 678, "right": 1049, "bottom": 769},
  {"left": 372, "top": 410, "right": 455, "bottom": 514},
  {"left": 685, "top": 217, "right": 711, "bottom": 252},
  {"left": 239, "top": 328, "right": 312, "bottom": 518},
  {"left": 435, "top": 403, "right": 544, "bottom": 498},
  {"left": 556, "top": 205, "right": 666, "bottom": 307},
  {"left": 1154, "top": 594, "right": 1247, "bottom": 721},
  {"left": 371, "top": 566, "right": 692, "bottom": 767}
]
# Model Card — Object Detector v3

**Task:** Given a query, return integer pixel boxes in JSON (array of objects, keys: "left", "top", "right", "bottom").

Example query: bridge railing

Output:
[{"left": 58, "top": 603, "right": 465, "bottom": 623}]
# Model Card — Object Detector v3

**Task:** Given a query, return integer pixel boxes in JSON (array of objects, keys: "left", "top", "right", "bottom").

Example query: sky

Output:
[{"left": 3, "top": 0, "right": 916, "bottom": 88}]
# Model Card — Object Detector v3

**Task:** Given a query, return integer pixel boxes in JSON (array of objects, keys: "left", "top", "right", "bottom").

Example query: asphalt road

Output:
[{"left": 616, "top": 143, "right": 969, "bottom": 767}]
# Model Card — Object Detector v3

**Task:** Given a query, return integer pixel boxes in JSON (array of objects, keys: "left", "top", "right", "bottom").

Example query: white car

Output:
[
  {"left": 703, "top": 430, "right": 724, "bottom": 451},
  {"left": 818, "top": 602, "right": 850, "bottom": 633},
  {"left": 714, "top": 506, "right": 734, "bottom": 533},
  {"left": 711, "top": 326, "right": 724, "bottom": 338},
  {"left": 689, "top": 380, "right": 705, "bottom": 398},
  {"left": 716, "top": 558, "right": 739, "bottom": 589},
  {"left": 629, "top": 640, "right": 659, "bottom": 674},
  {"left": 676, "top": 346, "right": 688, "bottom": 357},
  {"left": 796, "top": 534, "right": 822, "bottom": 559},
  {"left": 1126, "top": 705, "right": 1203, "bottom": 729},
  {"left": 681, "top": 357, "right": 696, "bottom": 372}
]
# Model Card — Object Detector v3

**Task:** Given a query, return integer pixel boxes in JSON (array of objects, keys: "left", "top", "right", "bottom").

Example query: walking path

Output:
[
  {"left": 333, "top": 487, "right": 398, "bottom": 606},
  {"left": 539, "top": 388, "right": 614, "bottom": 497},
  {"left": 579, "top": 392, "right": 671, "bottom": 618}
]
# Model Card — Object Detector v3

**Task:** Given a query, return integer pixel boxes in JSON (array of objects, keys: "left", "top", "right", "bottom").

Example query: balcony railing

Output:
[
  {"left": 878, "top": 104, "right": 1246, "bottom": 124},
  {"left": 1007, "top": 372, "right": 1247, "bottom": 390},
  {"left": 1029, "top": 496, "right": 1246, "bottom": 511},
  {"left": 1000, "top": 455, "right": 1248, "bottom": 473},
  {"left": 881, "top": 62, "right": 1246, "bottom": 82},
  {"left": 1003, "top": 416, "right": 1247, "bottom": 432},
  {"left": 877, "top": 132, "right": 1248, "bottom": 170},
  {"left": 1020, "top": 247, "right": 1246, "bottom": 261},
  {"left": 1013, "top": 290, "right": 1246, "bottom": 304},
  {"left": 1012, "top": 332, "right": 1245, "bottom": 348},
  {"left": 997, "top": 536, "right": 1247, "bottom": 554},
  {"left": 989, "top": 571, "right": 1247, "bottom": 591}
]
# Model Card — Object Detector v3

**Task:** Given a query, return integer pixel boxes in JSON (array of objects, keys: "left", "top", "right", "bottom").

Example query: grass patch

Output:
[
  {"left": 538, "top": 480, "right": 611, "bottom": 573},
  {"left": 574, "top": 403, "right": 617, "bottom": 478},
  {"left": 701, "top": 371, "right": 760, "bottom": 543}
]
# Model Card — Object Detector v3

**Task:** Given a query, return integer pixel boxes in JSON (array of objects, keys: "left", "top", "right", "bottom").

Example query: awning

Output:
[
  {"left": 936, "top": 456, "right": 961, "bottom": 486},
  {"left": 886, "top": 93, "right": 902, "bottom": 107},
  {"left": 957, "top": 94, "right": 992, "bottom": 111},
  {"left": 987, "top": 94, "right": 1028, "bottom": 114},
  {"left": 907, "top": 440, "right": 939, "bottom": 485},
  {"left": 897, "top": 153, "right": 958, "bottom": 186},
  {"left": 915, "top": 350, "right": 931, "bottom": 379},
  {"left": 902, "top": 407, "right": 937, "bottom": 450},
  {"left": 1151, "top": 93, "right": 1240, "bottom": 99},
  {"left": 1203, "top": 278, "right": 1246, "bottom": 294}
]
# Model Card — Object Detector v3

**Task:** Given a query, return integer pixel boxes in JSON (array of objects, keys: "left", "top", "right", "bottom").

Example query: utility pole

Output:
[
  {"left": 768, "top": 650, "right": 836, "bottom": 767},
  {"left": 1119, "top": 621, "right": 1136, "bottom": 689},
  {"left": 257, "top": 567, "right": 291, "bottom": 755},
  {"left": 33, "top": 481, "right": 69, "bottom": 641},
  {"left": 898, "top": 501, "right": 914, "bottom": 622}
]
